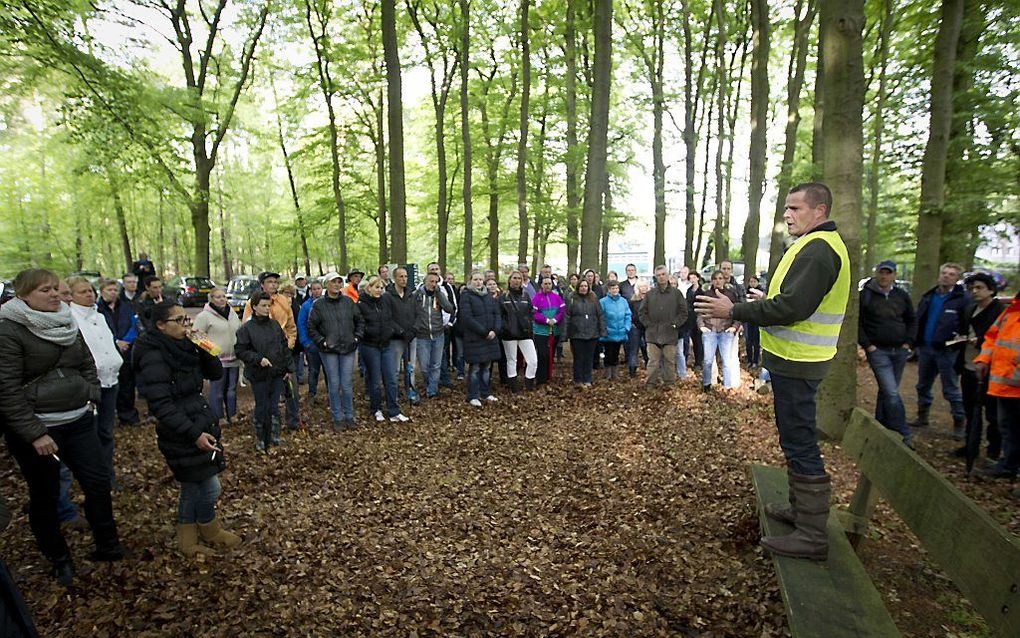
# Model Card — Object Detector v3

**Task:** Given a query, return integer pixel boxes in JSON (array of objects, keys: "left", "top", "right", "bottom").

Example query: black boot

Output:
[
  {"left": 951, "top": 415, "right": 965, "bottom": 441},
  {"left": 509, "top": 377, "right": 521, "bottom": 394},
  {"left": 524, "top": 378, "right": 535, "bottom": 391},
  {"left": 910, "top": 405, "right": 930, "bottom": 428},
  {"left": 760, "top": 473, "right": 831, "bottom": 561},
  {"left": 50, "top": 554, "right": 75, "bottom": 587},
  {"left": 629, "top": 366, "right": 637, "bottom": 378}
]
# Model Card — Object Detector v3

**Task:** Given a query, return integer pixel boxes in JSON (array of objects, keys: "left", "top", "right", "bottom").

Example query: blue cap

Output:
[{"left": 876, "top": 260, "right": 897, "bottom": 272}]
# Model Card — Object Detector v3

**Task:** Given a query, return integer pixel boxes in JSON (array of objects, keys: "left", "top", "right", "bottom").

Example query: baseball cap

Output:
[
  {"left": 258, "top": 271, "right": 281, "bottom": 283},
  {"left": 294, "top": 273, "right": 308, "bottom": 281},
  {"left": 322, "top": 272, "right": 343, "bottom": 283},
  {"left": 876, "top": 260, "right": 896, "bottom": 272}
]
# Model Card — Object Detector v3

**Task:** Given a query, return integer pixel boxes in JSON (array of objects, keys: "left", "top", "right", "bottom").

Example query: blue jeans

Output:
[
  {"left": 443, "top": 331, "right": 465, "bottom": 381},
  {"left": 771, "top": 373, "right": 825, "bottom": 476},
  {"left": 467, "top": 362, "right": 492, "bottom": 400},
  {"left": 390, "top": 338, "right": 419, "bottom": 401},
  {"left": 305, "top": 348, "right": 324, "bottom": 398},
  {"left": 177, "top": 475, "right": 221, "bottom": 524},
  {"left": 57, "top": 464, "right": 78, "bottom": 523},
  {"left": 675, "top": 333, "right": 688, "bottom": 379},
  {"left": 866, "top": 347, "right": 911, "bottom": 443},
  {"left": 417, "top": 335, "right": 445, "bottom": 397},
  {"left": 915, "top": 344, "right": 965, "bottom": 419},
  {"left": 207, "top": 365, "right": 239, "bottom": 422},
  {"left": 626, "top": 325, "right": 646, "bottom": 370},
  {"left": 320, "top": 352, "right": 356, "bottom": 421},
  {"left": 362, "top": 343, "right": 401, "bottom": 416},
  {"left": 702, "top": 331, "right": 736, "bottom": 388}
]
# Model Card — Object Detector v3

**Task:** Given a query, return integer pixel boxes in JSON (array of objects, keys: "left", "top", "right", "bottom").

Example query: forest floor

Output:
[{"left": 1, "top": 354, "right": 1016, "bottom": 637}]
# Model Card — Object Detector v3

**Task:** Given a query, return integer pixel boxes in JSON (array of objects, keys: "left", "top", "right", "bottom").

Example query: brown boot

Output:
[
  {"left": 763, "top": 470, "right": 796, "bottom": 525},
  {"left": 177, "top": 523, "right": 216, "bottom": 557},
  {"left": 760, "top": 473, "right": 830, "bottom": 561},
  {"left": 197, "top": 517, "right": 242, "bottom": 549}
]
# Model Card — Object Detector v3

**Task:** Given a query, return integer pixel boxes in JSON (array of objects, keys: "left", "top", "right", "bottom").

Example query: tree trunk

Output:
[
  {"left": 681, "top": 0, "right": 697, "bottom": 269},
  {"left": 270, "top": 72, "right": 309, "bottom": 276},
  {"left": 712, "top": 0, "right": 728, "bottom": 263},
  {"left": 460, "top": 0, "right": 472, "bottom": 278},
  {"left": 742, "top": 0, "right": 770, "bottom": 277},
  {"left": 723, "top": 31, "right": 749, "bottom": 268},
  {"left": 816, "top": 0, "right": 865, "bottom": 439},
  {"left": 579, "top": 0, "right": 611, "bottom": 272},
  {"left": 564, "top": 0, "right": 580, "bottom": 275},
  {"left": 157, "top": 189, "right": 165, "bottom": 275},
  {"left": 695, "top": 75, "right": 717, "bottom": 267},
  {"left": 864, "top": 0, "right": 893, "bottom": 271},
  {"left": 215, "top": 166, "right": 234, "bottom": 280},
  {"left": 811, "top": 31, "right": 825, "bottom": 180},
  {"left": 108, "top": 172, "right": 133, "bottom": 273},
  {"left": 382, "top": 0, "right": 408, "bottom": 263},
  {"left": 375, "top": 91, "right": 389, "bottom": 265},
  {"left": 190, "top": 150, "right": 212, "bottom": 277},
  {"left": 911, "top": 0, "right": 964, "bottom": 303},
  {"left": 650, "top": 0, "right": 667, "bottom": 269},
  {"left": 516, "top": 0, "right": 531, "bottom": 265},
  {"left": 768, "top": 0, "right": 817, "bottom": 275}
]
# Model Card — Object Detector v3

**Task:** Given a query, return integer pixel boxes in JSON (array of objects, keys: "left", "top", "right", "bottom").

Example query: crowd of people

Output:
[{"left": 1, "top": 224, "right": 1017, "bottom": 590}]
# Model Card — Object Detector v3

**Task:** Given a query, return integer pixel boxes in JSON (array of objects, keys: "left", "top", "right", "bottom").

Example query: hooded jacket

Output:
[
  {"left": 192, "top": 303, "right": 242, "bottom": 366},
  {"left": 242, "top": 292, "right": 297, "bottom": 349},
  {"left": 974, "top": 294, "right": 1020, "bottom": 399},
  {"left": 414, "top": 285, "right": 455, "bottom": 339},
  {"left": 235, "top": 314, "right": 293, "bottom": 382},
  {"left": 459, "top": 287, "right": 503, "bottom": 363}
]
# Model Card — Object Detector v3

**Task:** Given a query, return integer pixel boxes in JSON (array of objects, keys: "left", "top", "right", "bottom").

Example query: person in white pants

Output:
[{"left": 500, "top": 270, "right": 538, "bottom": 392}]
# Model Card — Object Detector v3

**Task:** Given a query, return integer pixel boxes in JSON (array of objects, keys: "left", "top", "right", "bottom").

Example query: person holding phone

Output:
[{"left": 134, "top": 300, "right": 240, "bottom": 558}]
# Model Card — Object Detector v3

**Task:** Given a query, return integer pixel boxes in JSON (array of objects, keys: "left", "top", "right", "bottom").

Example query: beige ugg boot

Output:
[
  {"left": 177, "top": 523, "right": 216, "bottom": 557},
  {"left": 198, "top": 517, "right": 242, "bottom": 549}
]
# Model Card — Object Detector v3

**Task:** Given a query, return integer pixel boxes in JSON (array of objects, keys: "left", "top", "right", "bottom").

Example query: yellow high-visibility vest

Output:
[{"left": 759, "top": 229, "right": 851, "bottom": 362}]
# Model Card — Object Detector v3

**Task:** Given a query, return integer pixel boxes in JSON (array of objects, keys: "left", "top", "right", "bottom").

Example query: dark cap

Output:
[
  {"left": 876, "top": 260, "right": 896, "bottom": 273},
  {"left": 258, "top": 271, "right": 281, "bottom": 283},
  {"left": 348, "top": 269, "right": 365, "bottom": 278}
]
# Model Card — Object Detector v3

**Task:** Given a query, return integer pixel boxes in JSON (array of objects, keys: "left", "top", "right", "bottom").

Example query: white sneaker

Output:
[
  {"left": 389, "top": 413, "right": 411, "bottom": 423},
  {"left": 484, "top": 395, "right": 499, "bottom": 402},
  {"left": 469, "top": 399, "right": 483, "bottom": 407},
  {"left": 374, "top": 410, "right": 385, "bottom": 422}
]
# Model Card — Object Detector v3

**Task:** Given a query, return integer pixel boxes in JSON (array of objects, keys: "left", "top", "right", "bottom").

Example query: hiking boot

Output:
[
  {"left": 176, "top": 523, "right": 216, "bottom": 558},
  {"left": 910, "top": 405, "right": 930, "bottom": 428},
  {"left": 760, "top": 473, "right": 830, "bottom": 561},
  {"left": 951, "top": 416, "right": 965, "bottom": 441},
  {"left": 49, "top": 555, "right": 75, "bottom": 587},
  {"left": 629, "top": 366, "right": 637, "bottom": 378},
  {"left": 763, "top": 470, "right": 797, "bottom": 526},
  {"left": 197, "top": 517, "right": 242, "bottom": 549},
  {"left": 524, "top": 378, "right": 535, "bottom": 391},
  {"left": 508, "top": 377, "right": 521, "bottom": 394},
  {"left": 90, "top": 543, "right": 130, "bottom": 562}
]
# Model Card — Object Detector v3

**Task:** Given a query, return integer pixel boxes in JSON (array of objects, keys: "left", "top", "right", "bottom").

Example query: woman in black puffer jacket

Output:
[
  {"left": 133, "top": 300, "right": 240, "bottom": 558},
  {"left": 235, "top": 291, "right": 294, "bottom": 451},
  {"left": 500, "top": 270, "right": 537, "bottom": 392},
  {"left": 459, "top": 271, "right": 503, "bottom": 406},
  {"left": 0, "top": 269, "right": 126, "bottom": 586},
  {"left": 359, "top": 276, "right": 408, "bottom": 423}
]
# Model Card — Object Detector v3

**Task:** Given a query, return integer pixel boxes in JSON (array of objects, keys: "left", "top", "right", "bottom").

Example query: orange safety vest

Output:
[{"left": 974, "top": 294, "right": 1020, "bottom": 399}]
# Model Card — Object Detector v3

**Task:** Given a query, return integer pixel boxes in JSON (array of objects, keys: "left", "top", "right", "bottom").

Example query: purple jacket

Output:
[{"left": 532, "top": 290, "right": 566, "bottom": 337}]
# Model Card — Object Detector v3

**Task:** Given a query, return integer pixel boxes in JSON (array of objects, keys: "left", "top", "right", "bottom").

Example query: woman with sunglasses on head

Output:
[
  {"left": 0, "top": 269, "right": 127, "bottom": 586},
  {"left": 133, "top": 300, "right": 240, "bottom": 558}
]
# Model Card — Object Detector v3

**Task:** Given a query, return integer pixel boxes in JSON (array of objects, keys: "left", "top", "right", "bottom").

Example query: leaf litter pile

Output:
[{"left": 2, "top": 365, "right": 1015, "bottom": 636}]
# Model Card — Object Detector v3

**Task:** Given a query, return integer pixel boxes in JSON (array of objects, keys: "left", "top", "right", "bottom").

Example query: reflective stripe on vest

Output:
[{"left": 758, "top": 229, "right": 851, "bottom": 363}]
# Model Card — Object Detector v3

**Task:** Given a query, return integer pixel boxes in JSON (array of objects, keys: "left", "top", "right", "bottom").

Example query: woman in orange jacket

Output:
[{"left": 975, "top": 291, "right": 1020, "bottom": 481}]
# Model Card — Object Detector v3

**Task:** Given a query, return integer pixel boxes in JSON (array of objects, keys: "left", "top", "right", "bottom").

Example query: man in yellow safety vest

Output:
[{"left": 695, "top": 182, "right": 851, "bottom": 561}]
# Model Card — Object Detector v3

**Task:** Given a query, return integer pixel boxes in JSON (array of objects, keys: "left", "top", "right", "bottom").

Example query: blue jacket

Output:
[
  {"left": 298, "top": 296, "right": 316, "bottom": 351},
  {"left": 97, "top": 298, "right": 137, "bottom": 344},
  {"left": 915, "top": 283, "right": 970, "bottom": 348},
  {"left": 599, "top": 293, "right": 631, "bottom": 343}
]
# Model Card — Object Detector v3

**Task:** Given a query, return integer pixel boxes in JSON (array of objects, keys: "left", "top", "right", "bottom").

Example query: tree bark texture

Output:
[
  {"left": 580, "top": 0, "right": 612, "bottom": 272},
  {"left": 564, "top": 0, "right": 581, "bottom": 275},
  {"left": 460, "top": 0, "right": 473, "bottom": 278},
  {"left": 383, "top": 0, "right": 408, "bottom": 263},
  {"left": 516, "top": 0, "right": 531, "bottom": 265},
  {"left": 742, "top": 0, "right": 770, "bottom": 277}
]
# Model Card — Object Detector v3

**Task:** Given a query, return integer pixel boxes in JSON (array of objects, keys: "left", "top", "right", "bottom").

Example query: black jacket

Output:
[
  {"left": 235, "top": 315, "right": 293, "bottom": 382},
  {"left": 133, "top": 331, "right": 224, "bottom": 484},
  {"left": 565, "top": 295, "right": 607, "bottom": 340},
  {"left": 731, "top": 220, "right": 845, "bottom": 379},
  {"left": 307, "top": 293, "right": 364, "bottom": 355},
  {"left": 858, "top": 278, "right": 917, "bottom": 349},
  {"left": 359, "top": 293, "right": 397, "bottom": 348},
  {"left": 459, "top": 288, "right": 502, "bottom": 364},
  {"left": 915, "top": 283, "right": 971, "bottom": 348},
  {"left": 389, "top": 286, "right": 418, "bottom": 341},
  {"left": 500, "top": 288, "right": 534, "bottom": 340},
  {"left": 0, "top": 318, "right": 102, "bottom": 444}
]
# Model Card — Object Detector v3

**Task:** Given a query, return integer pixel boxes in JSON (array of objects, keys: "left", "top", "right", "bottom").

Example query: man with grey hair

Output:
[
  {"left": 639, "top": 265, "right": 687, "bottom": 387},
  {"left": 519, "top": 264, "right": 536, "bottom": 298}
]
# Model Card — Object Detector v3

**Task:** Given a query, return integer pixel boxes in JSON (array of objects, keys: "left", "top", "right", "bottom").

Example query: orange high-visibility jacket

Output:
[
  {"left": 344, "top": 283, "right": 360, "bottom": 302},
  {"left": 975, "top": 294, "right": 1020, "bottom": 399}
]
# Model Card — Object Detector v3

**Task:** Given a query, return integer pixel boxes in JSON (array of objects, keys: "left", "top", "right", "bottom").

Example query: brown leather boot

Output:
[
  {"left": 177, "top": 523, "right": 216, "bottom": 557},
  {"left": 763, "top": 470, "right": 796, "bottom": 525},
  {"left": 760, "top": 473, "right": 830, "bottom": 561},
  {"left": 198, "top": 517, "right": 242, "bottom": 549}
]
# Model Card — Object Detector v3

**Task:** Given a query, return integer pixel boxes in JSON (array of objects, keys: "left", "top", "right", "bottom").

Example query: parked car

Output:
[
  {"left": 165, "top": 275, "right": 216, "bottom": 307},
  {"left": 68, "top": 270, "right": 104, "bottom": 290},
  {"left": 0, "top": 279, "right": 14, "bottom": 305},
  {"left": 226, "top": 275, "right": 260, "bottom": 314}
]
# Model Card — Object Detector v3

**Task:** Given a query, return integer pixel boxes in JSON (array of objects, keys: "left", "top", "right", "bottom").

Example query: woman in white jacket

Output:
[
  {"left": 192, "top": 287, "right": 242, "bottom": 424},
  {"left": 67, "top": 277, "right": 122, "bottom": 486}
]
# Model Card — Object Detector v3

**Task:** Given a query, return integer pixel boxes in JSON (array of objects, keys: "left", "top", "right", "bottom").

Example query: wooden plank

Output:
[
  {"left": 842, "top": 407, "right": 1020, "bottom": 638},
  {"left": 750, "top": 464, "right": 901, "bottom": 638}
]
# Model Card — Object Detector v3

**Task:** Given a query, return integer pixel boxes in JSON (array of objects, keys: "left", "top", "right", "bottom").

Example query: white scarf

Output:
[{"left": 0, "top": 298, "right": 80, "bottom": 346}]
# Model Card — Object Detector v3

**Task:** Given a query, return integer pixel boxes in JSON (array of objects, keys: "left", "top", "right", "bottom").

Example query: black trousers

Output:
[
  {"left": 603, "top": 341, "right": 622, "bottom": 367},
  {"left": 116, "top": 348, "right": 139, "bottom": 424},
  {"left": 690, "top": 328, "right": 704, "bottom": 367},
  {"left": 5, "top": 413, "right": 120, "bottom": 562},
  {"left": 961, "top": 368, "right": 1001, "bottom": 459},
  {"left": 571, "top": 338, "right": 597, "bottom": 383}
]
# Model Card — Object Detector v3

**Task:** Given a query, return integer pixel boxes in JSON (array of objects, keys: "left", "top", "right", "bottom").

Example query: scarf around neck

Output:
[{"left": 0, "top": 298, "right": 80, "bottom": 346}]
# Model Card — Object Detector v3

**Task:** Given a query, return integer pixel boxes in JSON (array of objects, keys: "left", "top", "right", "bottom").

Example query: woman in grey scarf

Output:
[{"left": 0, "top": 269, "right": 127, "bottom": 587}]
